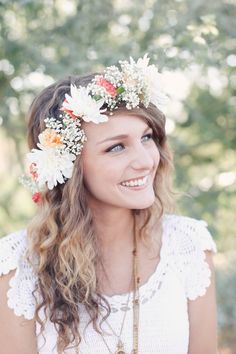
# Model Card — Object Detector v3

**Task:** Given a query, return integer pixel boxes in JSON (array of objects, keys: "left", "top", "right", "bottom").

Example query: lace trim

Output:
[
  {"left": 0, "top": 230, "right": 27, "bottom": 276},
  {"left": 185, "top": 249, "right": 212, "bottom": 300},
  {"left": 171, "top": 216, "right": 217, "bottom": 301},
  {"left": 101, "top": 261, "right": 169, "bottom": 313},
  {"left": 0, "top": 230, "right": 37, "bottom": 320},
  {"left": 195, "top": 220, "right": 217, "bottom": 253}
]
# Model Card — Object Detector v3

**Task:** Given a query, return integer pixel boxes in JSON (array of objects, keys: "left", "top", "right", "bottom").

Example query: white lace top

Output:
[{"left": 0, "top": 214, "right": 217, "bottom": 354}]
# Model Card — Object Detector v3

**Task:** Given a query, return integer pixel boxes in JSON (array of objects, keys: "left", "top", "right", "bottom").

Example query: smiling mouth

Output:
[{"left": 120, "top": 175, "right": 149, "bottom": 188}]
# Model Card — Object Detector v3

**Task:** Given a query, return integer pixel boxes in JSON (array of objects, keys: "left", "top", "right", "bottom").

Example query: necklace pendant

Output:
[
  {"left": 115, "top": 349, "right": 126, "bottom": 354},
  {"left": 115, "top": 339, "right": 126, "bottom": 354}
]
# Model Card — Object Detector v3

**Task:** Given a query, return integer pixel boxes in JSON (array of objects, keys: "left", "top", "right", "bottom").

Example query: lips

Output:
[{"left": 120, "top": 174, "right": 149, "bottom": 184}]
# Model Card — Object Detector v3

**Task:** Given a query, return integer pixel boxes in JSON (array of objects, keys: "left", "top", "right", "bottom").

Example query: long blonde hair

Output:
[{"left": 26, "top": 73, "right": 175, "bottom": 352}]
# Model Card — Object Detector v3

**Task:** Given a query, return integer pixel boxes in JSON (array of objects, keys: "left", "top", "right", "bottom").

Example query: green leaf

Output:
[
  {"left": 116, "top": 86, "right": 125, "bottom": 94},
  {"left": 93, "top": 94, "right": 102, "bottom": 101}
]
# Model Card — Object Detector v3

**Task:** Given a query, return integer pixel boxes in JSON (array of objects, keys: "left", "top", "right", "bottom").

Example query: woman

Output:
[{"left": 0, "top": 55, "right": 218, "bottom": 354}]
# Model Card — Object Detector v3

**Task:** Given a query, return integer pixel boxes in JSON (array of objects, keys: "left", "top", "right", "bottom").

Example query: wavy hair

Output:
[{"left": 25, "top": 73, "right": 175, "bottom": 353}]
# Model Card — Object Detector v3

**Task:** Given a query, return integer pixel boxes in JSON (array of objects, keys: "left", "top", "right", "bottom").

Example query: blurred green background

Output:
[{"left": 0, "top": 0, "right": 235, "bottom": 352}]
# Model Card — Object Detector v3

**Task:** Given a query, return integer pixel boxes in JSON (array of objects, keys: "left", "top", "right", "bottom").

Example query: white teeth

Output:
[{"left": 121, "top": 175, "right": 148, "bottom": 187}]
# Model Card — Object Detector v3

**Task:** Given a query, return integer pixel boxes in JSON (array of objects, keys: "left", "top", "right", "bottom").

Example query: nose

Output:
[{"left": 130, "top": 142, "right": 156, "bottom": 171}]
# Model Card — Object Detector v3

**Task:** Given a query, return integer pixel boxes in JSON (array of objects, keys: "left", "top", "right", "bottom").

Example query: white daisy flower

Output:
[
  {"left": 62, "top": 85, "right": 108, "bottom": 124},
  {"left": 27, "top": 146, "right": 76, "bottom": 190},
  {"left": 133, "top": 53, "right": 168, "bottom": 110}
]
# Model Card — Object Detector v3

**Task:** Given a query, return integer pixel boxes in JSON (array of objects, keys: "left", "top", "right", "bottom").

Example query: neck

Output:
[
  {"left": 91, "top": 205, "right": 135, "bottom": 250},
  {"left": 90, "top": 205, "right": 139, "bottom": 296}
]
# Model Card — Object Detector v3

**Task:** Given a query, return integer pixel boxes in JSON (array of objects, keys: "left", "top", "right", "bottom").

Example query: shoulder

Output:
[
  {"left": 162, "top": 214, "right": 217, "bottom": 300},
  {"left": 0, "top": 229, "right": 37, "bottom": 320}
]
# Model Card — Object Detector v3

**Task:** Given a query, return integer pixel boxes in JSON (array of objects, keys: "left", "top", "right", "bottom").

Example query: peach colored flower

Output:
[
  {"left": 122, "top": 73, "right": 138, "bottom": 88},
  {"left": 38, "top": 128, "right": 63, "bottom": 148}
]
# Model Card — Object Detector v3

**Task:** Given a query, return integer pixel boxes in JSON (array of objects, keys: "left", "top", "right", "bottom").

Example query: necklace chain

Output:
[
  {"left": 101, "top": 276, "right": 133, "bottom": 340},
  {"left": 132, "top": 243, "right": 140, "bottom": 354}
]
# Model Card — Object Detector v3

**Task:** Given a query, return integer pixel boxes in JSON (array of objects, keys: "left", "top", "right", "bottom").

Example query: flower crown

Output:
[{"left": 20, "top": 54, "right": 167, "bottom": 203}]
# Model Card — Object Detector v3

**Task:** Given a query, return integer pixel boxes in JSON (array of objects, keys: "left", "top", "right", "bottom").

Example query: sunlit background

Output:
[{"left": 0, "top": 0, "right": 235, "bottom": 352}]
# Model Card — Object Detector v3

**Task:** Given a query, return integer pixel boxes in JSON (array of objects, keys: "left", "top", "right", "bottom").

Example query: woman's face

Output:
[{"left": 81, "top": 113, "right": 160, "bottom": 211}]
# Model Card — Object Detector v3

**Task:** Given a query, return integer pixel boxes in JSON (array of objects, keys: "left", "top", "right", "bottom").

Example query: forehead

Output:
[{"left": 82, "top": 113, "right": 149, "bottom": 142}]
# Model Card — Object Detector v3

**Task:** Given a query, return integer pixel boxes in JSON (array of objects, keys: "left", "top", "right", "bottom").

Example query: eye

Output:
[
  {"left": 106, "top": 144, "right": 124, "bottom": 152},
  {"left": 106, "top": 133, "right": 153, "bottom": 152},
  {"left": 142, "top": 133, "right": 153, "bottom": 141}
]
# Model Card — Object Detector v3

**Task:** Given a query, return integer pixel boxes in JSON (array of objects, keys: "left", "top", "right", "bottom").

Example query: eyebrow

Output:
[{"left": 97, "top": 126, "right": 152, "bottom": 145}]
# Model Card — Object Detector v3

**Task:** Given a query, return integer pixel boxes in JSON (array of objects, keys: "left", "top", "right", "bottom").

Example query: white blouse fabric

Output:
[{"left": 0, "top": 214, "right": 217, "bottom": 354}]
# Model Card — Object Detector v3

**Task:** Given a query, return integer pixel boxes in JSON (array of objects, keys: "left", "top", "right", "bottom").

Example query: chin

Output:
[{"left": 130, "top": 197, "right": 156, "bottom": 210}]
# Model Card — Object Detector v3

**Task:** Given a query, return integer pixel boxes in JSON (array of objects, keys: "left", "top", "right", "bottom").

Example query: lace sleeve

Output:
[
  {"left": 0, "top": 230, "right": 37, "bottom": 320},
  {"left": 182, "top": 219, "right": 217, "bottom": 300}
]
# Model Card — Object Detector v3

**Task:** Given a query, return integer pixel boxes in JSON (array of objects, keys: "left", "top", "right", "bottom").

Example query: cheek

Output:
[{"left": 82, "top": 155, "right": 121, "bottom": 193}]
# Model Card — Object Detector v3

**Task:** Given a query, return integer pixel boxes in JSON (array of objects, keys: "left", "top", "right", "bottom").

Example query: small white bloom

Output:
[
  {"left": 135, "top": 53, "right": 150, "bottom": 68},
  {"left": 62, "top": 85, "right": 108, "bottom": 124},
  {"left": 27, "top": 146, "right": 76, "bottom": 190}
]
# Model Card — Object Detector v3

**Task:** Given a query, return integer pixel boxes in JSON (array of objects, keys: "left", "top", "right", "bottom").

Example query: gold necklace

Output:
[
  {"left": 132, "top": 238, "right": 140, "bottom": 354},
  {"left": 100, "top": 216, "right": 140, "bottom": 354}
]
